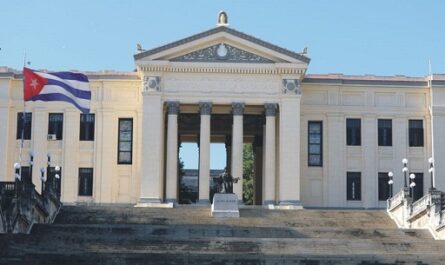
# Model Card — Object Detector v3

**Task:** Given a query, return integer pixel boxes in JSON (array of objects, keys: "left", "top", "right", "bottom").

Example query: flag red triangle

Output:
[{"left": 23, "top": 68, "right": 48, "bottom": 101}]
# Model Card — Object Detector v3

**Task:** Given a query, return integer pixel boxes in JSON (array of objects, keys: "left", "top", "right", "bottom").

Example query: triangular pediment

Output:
[{"left": 134, "top": 26, "right": 310, "bottom": 65}]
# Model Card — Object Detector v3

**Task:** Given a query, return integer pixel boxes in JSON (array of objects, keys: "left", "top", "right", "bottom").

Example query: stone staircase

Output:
[{"left": 1, "top": 206, "right": 444, "bottom": 264}]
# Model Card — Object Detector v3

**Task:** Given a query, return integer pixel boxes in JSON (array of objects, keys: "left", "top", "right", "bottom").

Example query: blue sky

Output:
[{"left": 1, "top": 1, "right": 444, "bottom": 169}]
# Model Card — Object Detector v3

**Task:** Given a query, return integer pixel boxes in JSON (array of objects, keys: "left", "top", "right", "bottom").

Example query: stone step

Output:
[
  {"left": 1, "top": 206, "right": 444, "bottom": 264},
  {"left": 28, "top": 223, "right": 433, "bottom": 242}
]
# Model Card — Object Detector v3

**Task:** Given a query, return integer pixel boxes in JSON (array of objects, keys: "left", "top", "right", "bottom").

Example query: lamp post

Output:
[
  {"left": 402, "top": 158, "right": 408, "bottom": 188},
  {"left": 40, "top": 167, "right": 47, "bottom": 195},
  {"left": 387, "top": 171, "right": 394, "bottom": 198},
  {"left": 409, "top": 173, "right": 416, "bottom": 200},
  {"left": 14, "top": 162, "right": 21, "bottom": 181},
  {"left": 428, "top": 157, "right": 435, "bottom": 191}
]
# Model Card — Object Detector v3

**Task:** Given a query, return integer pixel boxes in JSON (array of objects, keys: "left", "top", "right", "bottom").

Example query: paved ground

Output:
[{"left": 0, "top": 206, "right": 443, "bottom": 264}]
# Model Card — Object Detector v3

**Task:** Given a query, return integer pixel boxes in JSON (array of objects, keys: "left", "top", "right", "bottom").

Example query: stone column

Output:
[
  {"left": 264, "top": 103, "right": 277, "bottom": 205},
  {"left": 31, "top": 107, "right": 48, "bottom": 194},
  {"left": 198, "top": 102, "right": 212, "bottom": 204},
  {"left": 279, "top": 97, "right": 302, "bottom": 206},
  {"left": 139, "top": 92, "right": 164, "bottom": 204},
  {"left": 253, "top": 135, "right": 263, "bottom": 205},
  {"left": 225, "top": 135, "right": 232, "bottom": 173},
  {"left": 393, "top": 116, "right": 408, "bottom": 192},
  {"left": 0, "top": 105, "right": 10, "bottom": 181},
  {"left": 326, "top": 113, "right": 344, "bottom": 207},
  {"left": 61, "top": 110, "right": 80, "bottom": 203},
  {"left": 95, "top": 109, "right": 116, "bottom": 203},
  {"left": 231, "top": 103, "right": 244, "bottom": 202},
  {"left": 165, "top": 101, "right": 179, "bottom": 203},
  {"left": 363, "top": 114, "right": 377, "bottom": 208}
]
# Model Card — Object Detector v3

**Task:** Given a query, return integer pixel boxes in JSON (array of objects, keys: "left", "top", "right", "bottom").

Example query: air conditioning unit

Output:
[{"left": 47, "top": 134, "right": 57, "bottom": 141}]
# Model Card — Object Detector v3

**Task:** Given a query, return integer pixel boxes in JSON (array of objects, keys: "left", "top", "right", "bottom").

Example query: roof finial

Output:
[{"left": 217, "top": 11, "right": 228, "bottom": 27}]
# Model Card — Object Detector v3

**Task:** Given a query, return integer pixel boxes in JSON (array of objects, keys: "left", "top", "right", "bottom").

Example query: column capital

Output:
[
  {"left": 199, "top": 102, "right": 212, "bottom": 115},
  {"left": 264, "top": 103, "right": 278, "bottom": 116},
  {"left": 166, "top": 101, "right": 180, "bottom": 115},
  {"left": 232, "top": 102, "right": 245, "bottom": 116}
]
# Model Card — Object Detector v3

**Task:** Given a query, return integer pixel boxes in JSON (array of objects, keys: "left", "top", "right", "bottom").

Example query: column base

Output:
[
  {"left": 277, "top": 200, "right": 303, "bottom": 210},
  {"left": 197, "top": 199, "right": 210, "bottom": 205},
  {"left": 135, "top": 197, "right": 174, "bottom": 208},
  {"left": 166, "top": 198, "right": 177, "bottom": 205}
]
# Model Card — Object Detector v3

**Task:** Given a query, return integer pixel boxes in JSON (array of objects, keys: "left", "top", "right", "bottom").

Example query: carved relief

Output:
[
  {"left": 232, "top": 102, "right": 245, "bottom": 116},
  {"left": 143, "top": 76, "right": 160, "bottom": 92},
  {"left": 166, "top": 101, "right": 180, "bottom": 115},
  {"left": 171, "top": 43, "right": 274, "bottom": 63},
  {"left": 264, "top": 103, "right": 278, "bottom": 116},
  {"left": 199, "top": 102, "right": 212, "bottom": 115},
  {"left": 282, "top": 79, "right": 301, "bottom": 95}
]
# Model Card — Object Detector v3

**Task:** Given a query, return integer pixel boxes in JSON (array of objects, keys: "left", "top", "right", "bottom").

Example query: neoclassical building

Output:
[{"left": 1, "top": 13, "right": 445, "bottom": 208}]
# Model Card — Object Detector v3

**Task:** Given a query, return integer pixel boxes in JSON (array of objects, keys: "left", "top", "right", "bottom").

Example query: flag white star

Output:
[{"left": 30, "top": 79, "right": 39, "bottom": 90}]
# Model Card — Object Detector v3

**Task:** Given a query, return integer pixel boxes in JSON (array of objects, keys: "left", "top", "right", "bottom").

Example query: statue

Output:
[
  {"left": 217, "top": 11, "right": 228, "bottom": 26},
  {"left": 213, "top": 167, "right": 239, "bottom": 193}
]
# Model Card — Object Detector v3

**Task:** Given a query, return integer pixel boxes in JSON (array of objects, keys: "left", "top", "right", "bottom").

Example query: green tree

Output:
[{"left": 243, "top": 143, "right": 254, "bottom": 205}]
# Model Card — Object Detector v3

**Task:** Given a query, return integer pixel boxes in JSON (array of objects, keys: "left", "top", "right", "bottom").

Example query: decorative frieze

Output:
[
  {"left": 171, "top": 43, "right": 274, "bottom": 63},
  {"left": 199, "top": 102, "right": 212, "bottom": 115},
  {"left": 264, "top": 103, "right": 278, "bottom": 116},
  {"left": 166, "top": 101, "right": 180, "bottom": 115},
  {"left": 282, "top": 79, "right": 301, "bottom": 95},
  {"left": 140, "top": 65, "right": 305, "bottom": 75},
  {"left": 232, "top": 102, "right": 245, "bottom": 116},
  {"left": 143, "top": 76, "right": 160, "bottom": 92}
]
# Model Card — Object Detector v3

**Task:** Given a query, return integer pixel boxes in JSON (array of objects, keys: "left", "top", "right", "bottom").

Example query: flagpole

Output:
[
  {"left": 19, "top": 51, "right": 27, "bottom": 178},
  {"left": 429, "top": 59, "right": 435, "bottom": 189}
]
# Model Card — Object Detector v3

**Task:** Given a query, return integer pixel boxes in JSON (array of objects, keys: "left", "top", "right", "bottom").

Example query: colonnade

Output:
[{"left": 164, "top": 101, "right": 278, "bottom": 204}]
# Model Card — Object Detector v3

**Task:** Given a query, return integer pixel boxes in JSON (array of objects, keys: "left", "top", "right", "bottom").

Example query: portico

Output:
[{"left": 135, "top": 14, "right": 308, "bottom": 207}]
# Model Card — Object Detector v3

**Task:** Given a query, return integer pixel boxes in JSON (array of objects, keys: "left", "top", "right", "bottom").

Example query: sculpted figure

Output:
[
  {"left": 213, "top": 167, "right": 239, "bottom": 194},
  {"left": 217, "top": 11, "right": 228, "bottom": 25}
]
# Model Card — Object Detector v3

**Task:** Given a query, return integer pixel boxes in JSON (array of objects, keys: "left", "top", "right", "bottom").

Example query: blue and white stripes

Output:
[{"left": 30, "top": 70, "right": 91, "bottom": 113}]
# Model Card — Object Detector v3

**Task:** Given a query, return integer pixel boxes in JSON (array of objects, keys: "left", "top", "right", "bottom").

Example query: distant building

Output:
[{"left": 1, "top": 13, "right": 445, "bottom": 208}]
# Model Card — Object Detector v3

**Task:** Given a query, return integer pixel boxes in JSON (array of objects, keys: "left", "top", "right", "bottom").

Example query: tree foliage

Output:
[{"left": 243, "top": 144, "right": 254, "bottom": 205}]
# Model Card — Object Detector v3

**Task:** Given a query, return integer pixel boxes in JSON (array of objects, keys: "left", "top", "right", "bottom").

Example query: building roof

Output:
[
  {"left": 2, "top": 66, "right": 445, "bottom": 86},
  {"left": 303, "top": 73, "right": 429, "bottom": 86},
  {"left": 133, "top": 26, "right": 311, "bottom": 63},
  {"left": 0, "top": 67, "right": 139, "bottom": 80}
]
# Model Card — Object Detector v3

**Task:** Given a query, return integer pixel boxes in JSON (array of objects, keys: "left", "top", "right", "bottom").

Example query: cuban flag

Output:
[{"left": 23, "top": 67, "right": 91, "bottom": 113}]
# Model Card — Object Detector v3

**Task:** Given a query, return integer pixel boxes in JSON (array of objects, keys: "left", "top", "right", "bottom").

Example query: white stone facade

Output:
[{"left": 0, "top": 23, "right": 444, "bottom": 208}]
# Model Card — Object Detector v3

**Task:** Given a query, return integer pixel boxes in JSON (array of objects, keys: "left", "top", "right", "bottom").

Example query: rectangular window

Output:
[
  {"left": 48, "top": 113, "right": 64, "bottom": 140},
  {"left": 78, "top": 168, "right": 93, "bottom": 196},
  {"left": 346, "top": 119, "right": 361, "bottom": 146},
  {"left": 308, "top": 121, "right": 323, "bottom": 166},
  {"left": 21, "top": 166, "right": 31, "bottom": 183},
  {"left": 378, "top": 172, "right": 390, "bottom": 201},
  {"left": 347, "top": 172, "right": 361, "bottom": 201},
  {"left": 410, "top": 173, "right": 424, "bottom": 201},
  {"left": 409, "top": 120, "right": 424, "bottom": 147},
  {"left": 47, "top": 167, "right": 62, "bottom": 197},
  {"left": 378, "top": 119, "right": 392, "bottom": 146},
  {"left": 16, "top": 112, "right": 32, "bottom": 140},
  {"left": 118, "top": 118, "right": 133, "bottom": 164},
  {"left": 80, "top": 114, "right": 95, "bottom": 141}
]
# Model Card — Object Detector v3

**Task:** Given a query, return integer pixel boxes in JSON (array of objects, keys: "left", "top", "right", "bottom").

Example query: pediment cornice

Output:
[{"left": 134, "top": 26, "right": 310, "bottom": 65}]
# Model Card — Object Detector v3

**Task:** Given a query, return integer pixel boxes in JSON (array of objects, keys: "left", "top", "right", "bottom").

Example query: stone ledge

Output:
[{"left": 134, "top": 202, "right": 174, "bottom": 208}]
